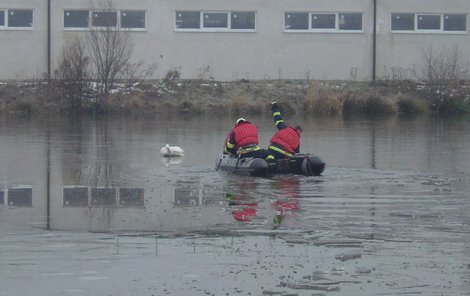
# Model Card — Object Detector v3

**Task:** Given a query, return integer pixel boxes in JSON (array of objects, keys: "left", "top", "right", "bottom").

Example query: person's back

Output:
[
  {"left": 268, "top": 102, "right": 302, "bottom": 159},
  {"left": 224, "top": 118, "right": 270, "bottom": 159}
]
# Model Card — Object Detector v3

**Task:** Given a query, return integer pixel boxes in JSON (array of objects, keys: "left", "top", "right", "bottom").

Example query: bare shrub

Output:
[
  {"left": 12, "top": 97, "right": 37, "bottom": 115},
  {"left": 341, "top": 92, "right": 366, "bottom": 115},
  {"left": 163, "top": 69, "right": 181, "bottom": 89},
  {"left": 231, "top": 95, "right": 251, "bottom": 114},
  {"left": 304, "top": 82, "right": 342, "bottom": 116},
  {"left": 396, "top": 93, "right": 428, "bottom": 115},
  {"left": 417, "top": 45, "right": 469, "bottom": 114},
  {"left": 365, "top": 94, "right": 396, "bottom": 115},
  {"left": 378, "top": 66, "right": 416, "bottom": 90},
  {"left": 341, "top": 91, "right": 395, "bottom": 116},
  {"left": 55, "top": 37, "right": 91, "bottom": 109},
  {"left": 121, "top": 60, "right": 158, "bottom": 90}
]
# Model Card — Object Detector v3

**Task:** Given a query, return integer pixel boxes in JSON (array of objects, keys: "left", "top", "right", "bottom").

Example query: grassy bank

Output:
[{"left": 0, "top": 79, "right": 469, "bottom": 117}]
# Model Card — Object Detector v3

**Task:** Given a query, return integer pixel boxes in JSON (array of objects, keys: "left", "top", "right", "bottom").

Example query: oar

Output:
[{"left": 215, "top": 154, "right": 223, "bottom": 171}]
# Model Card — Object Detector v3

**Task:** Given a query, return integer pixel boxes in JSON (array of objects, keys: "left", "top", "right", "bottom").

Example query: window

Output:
[
  {"left": 121, "top": 10, "right": 145, "bottom": 29},
  {"left": 92, "top": 11, "right": 117, "bottom": 27},
  {"left": 285, "top": 12, "right": 308, "bottom": 30},
  {"left": 203, "top": 12, "right": 228, "bottom": 28},
  {"left": 119, "top": 188, "right": 144, "bottom": 207},
  {"left": 63, "top": 9, "right": 145, "bottom": 30},
  {"left": 175, "top": 11, "right": 256, "bottom": 31},
  {"left": 391, "top": 13, "right": 414, "bottom": 30},
  {"left": 392, "top": 13, "right": 466, "bottom": 33},
  {"left": 176, "top": 11, "right": 200, "bottom": 29},
  {"left": 63, "top": 187, "right": 89, "bottom": 207},
  {"left": 64, "top": 10, "right": 89, "bottom": 28},
  {"left": 8, "top": 9, "right": 33, "bottom": 27},
  {"left": 8, "top": 188, "right": 32, "bottom": 207},
  {"left": 417, "top": 14, "right": 440, "bottom": 30},
  {"left": 91, "top": 188, "right": 116, "bottom": 206},
  {"left": 339, "top": 13, "right": 362, "bottom": 30},
  {"left": 231, "top": 12, "right": 255, "bottom": 30},
  {"left": 311, "top": 13, "right": 335, "bottom": 29},
  {"left": 0, "top": 10, "right": 5, "bottom": 26},
  {"left": 444, "top": 14, "right": 467, "bottom": 31},
  {"left": 285, "top": 12, "right": 362, "bottom": 32}
]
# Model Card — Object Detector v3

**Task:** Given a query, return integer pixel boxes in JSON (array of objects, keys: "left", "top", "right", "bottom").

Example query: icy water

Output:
[{"left": 0, "top": 114, "right": 469, "bottom": 295}]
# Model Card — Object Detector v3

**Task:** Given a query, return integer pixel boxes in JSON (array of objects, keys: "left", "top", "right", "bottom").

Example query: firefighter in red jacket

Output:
[
  {"left": 224, "top": 118, "right": 270, "bottom": 159},
  {"left": 268, "top": 102, "right": 302, "bottom": 159}
]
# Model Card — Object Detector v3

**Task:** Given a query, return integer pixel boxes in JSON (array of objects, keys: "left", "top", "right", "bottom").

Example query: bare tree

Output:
[
  {"left": 121, "top": 60, "right": 158, "bottom": 91},
  {"left": 418, "top": 45, "right": 469, "bottom": 111},
  {"left": 87, "top": 0, "right": 134, "bottom": 107},
  {"left": 55, "top": 37, "right": 91, "bottom": 109}
]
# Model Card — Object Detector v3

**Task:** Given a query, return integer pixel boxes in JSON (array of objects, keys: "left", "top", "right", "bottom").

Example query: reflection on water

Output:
[{"left": 0, "top": 115, "right": 469, "bottom": 237}]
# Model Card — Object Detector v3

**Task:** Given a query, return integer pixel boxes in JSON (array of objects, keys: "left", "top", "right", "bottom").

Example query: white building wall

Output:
[
  {"left": 0, "top": 0, "right": 469, "bottom": 81},
  {"left": 376, "top": 0, "right": 470, "bottom": 81},
  {"left": 0, "top": 0, "right": 48, "bottom": 80}
]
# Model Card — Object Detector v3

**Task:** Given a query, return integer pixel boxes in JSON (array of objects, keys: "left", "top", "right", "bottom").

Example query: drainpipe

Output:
[
  {"left": 47, "top": 0, "right": 51, "bottom": 81},
  {"left": 372, "top": 0, "right": 377, "bottom": 83}
]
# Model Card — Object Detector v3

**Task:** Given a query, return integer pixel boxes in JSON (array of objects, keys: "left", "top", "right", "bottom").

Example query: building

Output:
[{"left": 0, "top": 0, "right": 469, "bottom": 81}]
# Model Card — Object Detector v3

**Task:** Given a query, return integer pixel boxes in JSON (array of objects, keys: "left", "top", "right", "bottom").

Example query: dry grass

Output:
[
  {"left": 0, "top": 79, "right": 441, "bottom": 117},
  {"left": 396, "top": 93, "right": 428, "bottom": 115},
  {"left": 341, "top": 90, "right": 396, "bottom": 116},
  {"left": 304, "top": 82, "right": 342, "bottom": 116}
]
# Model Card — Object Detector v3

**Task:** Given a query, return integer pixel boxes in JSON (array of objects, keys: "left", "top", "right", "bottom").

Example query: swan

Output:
[{"left": 160, "top": 144, "right": 184, "bottom": 157}]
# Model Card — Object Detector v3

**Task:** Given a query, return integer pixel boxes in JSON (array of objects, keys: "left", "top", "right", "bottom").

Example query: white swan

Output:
[{"left": 160, "top": 144, "right": 184, "bottom": 157}]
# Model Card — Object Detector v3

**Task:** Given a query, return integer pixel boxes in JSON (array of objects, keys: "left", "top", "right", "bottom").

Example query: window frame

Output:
[
  {"left": 230, "top": 11, "right": 256, "bottom": 30},
  {"left": 284, "top": 11, "right": 363, "bottom": 33},
  {"left": 202, "top": 11, "right": 229, "bottom": 29},
  {"left": 175, "top": 10, "right": 256, "bottom": 32},
  {"left": 91, "top": 10, "right": 118, "bottom": 28},
  {"left": 0, "top": 9, "right": 34, "bottom": 30},
  {"left": 63, "top": 9, "right": 146, "bottom": 31},
  {"left": 63, "top": 9, "right": 90, "bottom": 30},
  {"left": 443, "top": 13, "right": 467, "bottom": 32},
  {"left": 175, "top": 11, "right": 200, "bottom": 30},
  {"left": 416, "top": 14, "right": 441, "bottom": 31},
  {"left": 391, "top": 13, "right": 415, "bottom": 31},
  {"left": 120, "top": 10, "right": 146, "bottom": 31},
  {"left": 391, "top": 12, "right": 467, "bottom": 34},
  {"left": 310, "top": 13, "right": 336, "bottom": 31},
  {"left": 0, "top": 10, "right": 5, "bottom": 28},
  {"left": 284, "top": 12, "right": 309, "bottom": 31}
]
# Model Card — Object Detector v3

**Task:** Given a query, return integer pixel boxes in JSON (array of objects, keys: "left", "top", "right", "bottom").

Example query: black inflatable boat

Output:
[{"left": 216, "top": 154, "right": 325, "bottom": 177}]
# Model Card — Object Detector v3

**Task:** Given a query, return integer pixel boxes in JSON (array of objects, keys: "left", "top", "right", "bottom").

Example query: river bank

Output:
[{"left": 0, "top": 79, "right": 468, "bottom": 116}]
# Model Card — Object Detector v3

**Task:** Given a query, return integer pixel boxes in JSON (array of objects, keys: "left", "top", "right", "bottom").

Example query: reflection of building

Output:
[
  {"left": 63, "top": 187, "right": 88, "bottom": 207},
  {"left": 91, "top": 188, "right": 117, "bottom": 206},
  {"left": 174, "top": 187, "right": 199, "bottom": 206},
  {"left": 174, "top": 184, "right": 224, "bottom": 207},
  {"left": 63, "top": 186, "right": 144, "bottom": 207},
  {"left": 119, "top": 188, "right": 145, "bottom": 207},
  {"left": 1, "top": 187, "right": 33, "bottom": 207}
]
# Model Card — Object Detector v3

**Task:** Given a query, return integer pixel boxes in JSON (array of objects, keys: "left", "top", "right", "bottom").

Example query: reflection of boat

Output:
[{"left": 216, "top": 154, "right": 325, "bottom": 177}]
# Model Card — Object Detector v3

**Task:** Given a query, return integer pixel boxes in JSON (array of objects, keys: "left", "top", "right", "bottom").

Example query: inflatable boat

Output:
[{"left": 216, "top": 154, "right": 325, "bottom": 177}]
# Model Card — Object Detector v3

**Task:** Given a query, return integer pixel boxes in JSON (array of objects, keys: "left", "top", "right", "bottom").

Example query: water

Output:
[{"left": 0, "top": 114, "right": 469, "bottom": 295}]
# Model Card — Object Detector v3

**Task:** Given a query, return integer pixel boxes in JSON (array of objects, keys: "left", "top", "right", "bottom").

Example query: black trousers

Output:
[
  {"left": 240, "top": 149, "right": 271, "bottom": 159},
  {"left": 267, "top": 148, "right": 290, "bottom": 159}
]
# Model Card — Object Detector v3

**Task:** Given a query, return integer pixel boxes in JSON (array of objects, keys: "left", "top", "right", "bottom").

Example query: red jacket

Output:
[
  {"left": 270, "top": 126, "right": 300, "bottom": 153},
  {"left": 232, "top": 122, "right": 259, "bottom": 149}
]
